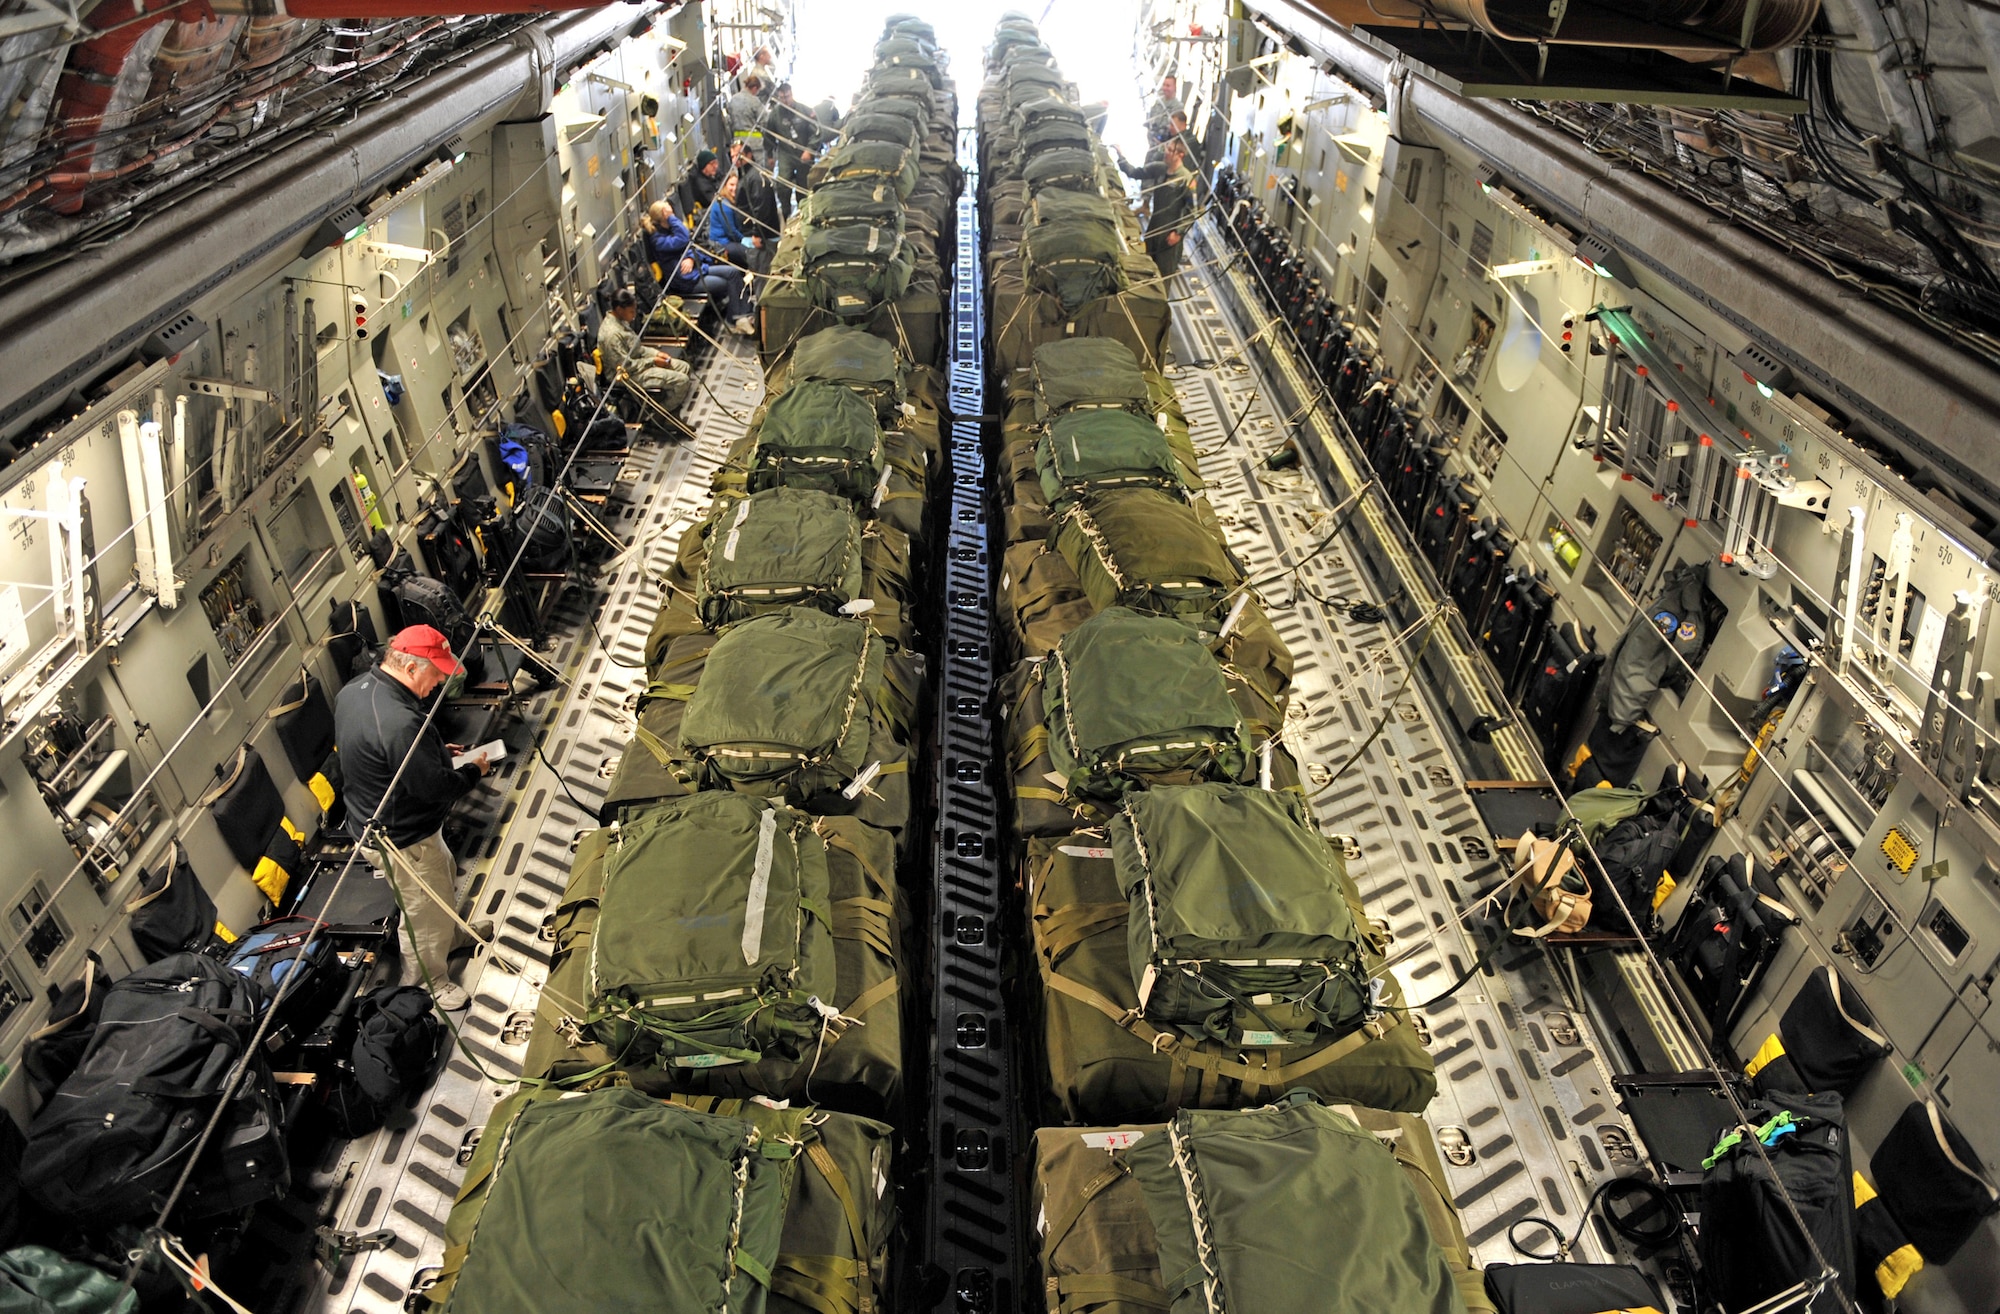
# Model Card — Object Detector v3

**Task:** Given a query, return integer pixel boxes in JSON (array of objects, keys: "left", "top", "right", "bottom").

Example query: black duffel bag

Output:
[
  {"left": 324, "top": 985, "right": 444, "bottom": 1137},
  {"left": 20, "top": 953, "right": 263, "bottom": 1223},
  {"left": 1484, "top": 1261, "right": 1667, "bottom": 1314}
]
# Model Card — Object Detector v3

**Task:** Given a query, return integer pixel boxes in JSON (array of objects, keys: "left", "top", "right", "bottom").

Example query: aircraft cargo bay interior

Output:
[{"left": 0, "top": 0, "right": 1997, "bottom": 1311}]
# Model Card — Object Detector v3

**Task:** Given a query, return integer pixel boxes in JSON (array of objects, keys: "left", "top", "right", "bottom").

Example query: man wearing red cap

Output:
[{"left": 332, "top": 624, "right": 494, "bottom": 1011}]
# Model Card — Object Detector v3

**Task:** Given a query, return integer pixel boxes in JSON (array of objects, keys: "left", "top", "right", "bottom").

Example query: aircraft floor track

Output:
[
  {"left": 1169, "top": 252, "right": 1652, "bottom": 1269},
  {"left": 301, "top": 341, "right": 769, "bottom": 1314}
]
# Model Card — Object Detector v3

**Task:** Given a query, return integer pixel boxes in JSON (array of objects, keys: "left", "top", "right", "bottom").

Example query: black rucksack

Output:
[
  {"left": 20, "top": 953, "right": 264, "bottom": 1223},
  {"left": 225, "top": 915, "right": 350, "bottom": 1053},
  {"left": 1588, "top": 806, "right": 1686, "bottom": 937},
  {"left": 509, "top": 483, "right": 573, "bottom": 575},
  {"left": 324, "top": 985, "right": 444, "bottom": 1137},
  {"left": 126, "top": 841, "right": 217, "bottom": 963},
  {"left": 20, "top": 956, "right": 110, "bottom": 1101},
  {"left": 1699, "top": 1091, "right": 1856, "bottom": 1313},
  {"left": 389, "top": 572, "right": 487, "bottom": 684}
]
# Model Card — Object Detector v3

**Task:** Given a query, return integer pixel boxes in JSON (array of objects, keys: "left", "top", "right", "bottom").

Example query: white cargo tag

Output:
[
  {"left": 842, "top": 760, "right": 884, "bottom": 800},
  {"left": 1057, "top": 844, "right": 1113, "bottom": 860},
  {"left": 1043, "top": 770, "right": 1069, "bottom": 788},
  {"left": 742, "top": 808, "right": 778, "bottom": 964},
  {"left": 838, "top": 598, "right": 877, "bottom": 615},
  {"left": 1218, "top": 593, "right": 1248, "bottom": 639},
  {"left": 673, "top": 1053, "right": 747, "bottom": 1068},
  {"left": 1137, "top": 963, "right": 1157, "bottom": 1008},
  {"left": 1080, "top": 1130, "right": 1146, "bottom": 1151},
  {"left": 872, "top": 464, "right": 893, "bottom": 509},
  {"left": 722, "top": 499, "right": 753, "bottom": 561},
  {"left": 1240, "top": 1030, "right": 1291, "bottom": 1047}
]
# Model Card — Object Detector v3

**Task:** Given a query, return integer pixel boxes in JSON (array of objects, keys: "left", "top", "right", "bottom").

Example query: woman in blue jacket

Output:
[
  {"left": 645, "top": 200, "right": 753, "bottom": 336},
  {"left": 705, "top": 172, "right": 762, "bottom": 278}
]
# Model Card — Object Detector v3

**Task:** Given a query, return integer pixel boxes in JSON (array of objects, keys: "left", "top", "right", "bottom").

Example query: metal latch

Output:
[{"left": 315, "top": 1227, "right": 395, "bottom": 1267}]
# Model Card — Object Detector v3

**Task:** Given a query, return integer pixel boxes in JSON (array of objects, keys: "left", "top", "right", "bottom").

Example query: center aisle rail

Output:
[{"left": 924, "top": 122, "right": 1021, "bottom": 1314}]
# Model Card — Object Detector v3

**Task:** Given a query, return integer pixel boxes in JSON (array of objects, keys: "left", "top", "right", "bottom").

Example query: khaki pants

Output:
[{"left": 370, "top": 830, "right": 465, "bottom": 988}]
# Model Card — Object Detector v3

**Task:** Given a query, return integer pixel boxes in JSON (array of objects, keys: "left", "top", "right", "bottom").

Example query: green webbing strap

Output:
[
  {"left": 772, "top": 1254, "right": 867, "bottom": 1314},
  {"left": 1056, "top": 1273, "right": 1173, "bottom": 1313},
  {"left": 805, "top": 1140, "right": 874, "bottom": 1313},
  {"left": 832, "top": 896, "right": 896, "bottom": 958},
  {"left": 1015, "top": 785, "right": 1067, "bottom": 804},
  {"left": 1034, "top": 901, "right": 1128, "bottom": 961},
  {"left": 735, "top": 1249, "right": 774, "bottom": 1289}
]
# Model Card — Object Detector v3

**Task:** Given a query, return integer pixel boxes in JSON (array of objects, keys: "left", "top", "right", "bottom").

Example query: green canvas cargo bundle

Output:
[
  {"left": 679, "top": 609, "right": 889, "bottom": 802},
  {"left": 695, "top": 488, "right": 866, "bottom": 630},
  {"left": 817, "top": 139, "right": 920, "bottom": 199},
  {"left": 758, "top": 275, "right": 943, "bottom": 373},
  {"left": 1029, "top": 187, "right": 1122, "bottom": 231},
  {"left": 1044, "top": 609, "right": 1251, "bottom": 803},
  {"left": 425, "top": 1089, "right": 789, "bottom": 1314},
  {"left": 839, "top": 110, "right": 921, "bottom": 149},
  {"left": 873, "top": 37, "right": 942, "bottom": 86},
  {"left": 1032, "top": 338, "right": 1149, "bottom": 417},
  {"left": 1021, "top": 146, "right": 1102, "bottom": 195},
  {"left": 613, "top": 630, "right": 918, "bottom": 840},
  {"left": 526, "top": 816, "right": 907, "bottom": 1111},
  {"left": 566, "top": 794, "right": 836, "bottom": 1068},
  {"left": 1003, "top": 651, "right": 1299, "bottom": 841},
  {"left": 805, "top": 223, "right": 916, "bottom": 322},
  {"left": 1037, "top": 410, "right": 1191, "bottom": 508},
  {"left": 649, "top": 514, "right": 916, "bottom": 657},
  {"left": 424, "top": 1086, "right": 897, "bottom": 1314},
  {"left": 1027, "top": 831, "right": 1435, "bottom": 1121},
  {"left": 865, "top": 66, "right": 938, "bottom": 109},
  {"left": 1114, "top": 784, "right": 1377, "bottom": 1049},
  {"left": 752, "top": 381, "right": 887, "bottom": 504},
  {"left": 1054, "top": 488, "right": 1243, "bottom": 622},
  {"left": 999, "top": 540, "right": 1097, "bottom": 662},
  {"left": 845, "top": 91, "right": 929, "bottom": 137},
  {"left": 1005, "top": 64, "right": 1068, "bottom": 101},
  {"left": 1030, "top": 1095, "right": 1483, "bottom": 1314},
  {"left": 990, "top": 250, "right": 1169, "bottom": 375},
  {"left": 1012, "top": 94, "right": 1087, "bottom": 133},
  {"left": 791, "top": 326, "right": 909, "bottom": 422},
  {"left": 800, "top": 178, "right": 906, "bottom": 229},
  {"left": 1024, "top": 224, "right": 1127, "bottom": 315}
]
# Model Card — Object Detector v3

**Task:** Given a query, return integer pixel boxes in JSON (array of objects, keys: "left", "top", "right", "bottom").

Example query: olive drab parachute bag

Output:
[
  {"left": 1042, "top": 609, "right": 1251, "bottom": 803},
  {"left": 791, "top": 326, "right": 908, "bottom": 421},
  {"left": 679, "top": 609, "right": 882, "bottom": 806},
  {"left": 426, "top": 1089, "right": 791, "bottom": 1314},
  {"left": 804, "top": 222, "right": 917, "bottom": 322},
  {"left": 1024, "top": 220, "right": 1127, "bottom": 316},
  {"left": 752, "top": 381, "right": 887, "bottom": 504},
  {"left": 1054, "top": 488, "right": 1245, "bottom": 621},
  {"left": 695, "top": 488, "right": 866, "bottom": 629},
  {"left": 1113, "top": 784, "right": 1379, "bottom": 1049},
  {"left": 1032, "top": 1100, "right": 1492, "bottom": 1314},
  {"left": 1021, "top": 146, "right": 1100, "bottom": 195},
  {"left": 1120, "top": 1096, "right": 1472, "bottom": 1314},
  {"left": 818, "top": 139, "right": 920, "bottom": 200},
  {"left": 1032, "top": 338, "right": 1150, "bottom": 417},
  {"left": 839, "top": 109, "right": 922, "bottom": 149},
  {"left": 526, "top": 816, "right": 907, "bottom": 1110},
  {"left": 579, "top": 794, "right": 836, "bottom": 1069},
  {"left": 800, "top": 178, "right": 906, "bottom": 230},
  {"left": 1027, "top": 832, "right": 1433, "bottom": 1123},
  {"left": 1037, "top": 410, "right": 1191, "bottom": 509}
]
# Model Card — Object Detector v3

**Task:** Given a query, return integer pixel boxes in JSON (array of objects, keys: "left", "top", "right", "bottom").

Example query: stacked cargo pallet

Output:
[
  {"left": 759, "top": 29, "right": 963, "bottom": 367},
  {"left": 977, "top": 17, "right": 1489, "bottom": 1312},
  {"left": 413, "top": 20, "right": 961, "bottom": 1314}
]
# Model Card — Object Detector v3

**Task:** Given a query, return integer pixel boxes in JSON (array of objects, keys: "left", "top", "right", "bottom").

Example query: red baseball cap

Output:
[{"left": 388, "top": 624, "right": 461, "bottom": 677}]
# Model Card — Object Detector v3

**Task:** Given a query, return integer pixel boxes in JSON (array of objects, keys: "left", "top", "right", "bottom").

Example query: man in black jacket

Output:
[{"left": 334, "top": 625, "right": 493, "bottom": 1010}]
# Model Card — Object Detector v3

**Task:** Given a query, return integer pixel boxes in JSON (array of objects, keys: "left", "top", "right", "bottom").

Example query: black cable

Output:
[{"left": 1590, "top": 1175, "right": 1684, "bottom": 1249}]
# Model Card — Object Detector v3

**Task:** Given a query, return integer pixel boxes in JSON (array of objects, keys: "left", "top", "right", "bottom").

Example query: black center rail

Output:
[{"left": 925, "top": 127, "right": 1018, "bottom": 1312}]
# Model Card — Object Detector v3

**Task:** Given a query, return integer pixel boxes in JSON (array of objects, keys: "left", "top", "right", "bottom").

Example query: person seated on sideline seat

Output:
[
  {"left": 598, "top": 287, "right": 692, "bottom": 409},
  {"left": 706, "top": 171, "right": 763, "bottom": 278},
  {"left": 644, "top": 199, "right": 754, "bottom": 336}
]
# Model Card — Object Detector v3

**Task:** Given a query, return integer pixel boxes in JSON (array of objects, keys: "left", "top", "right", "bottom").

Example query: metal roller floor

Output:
[
  {"left": 302, "top": 341, "right": 767, "bottom": 1314},
  {"left": 1170, "top": 247, "right": 1654, "bottom": 1273}
]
